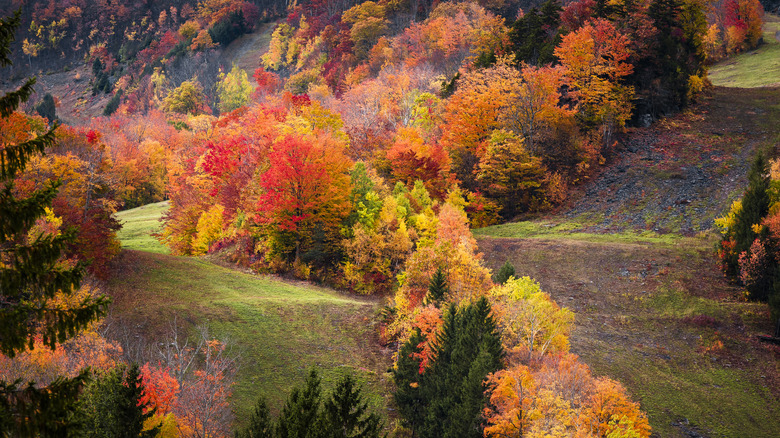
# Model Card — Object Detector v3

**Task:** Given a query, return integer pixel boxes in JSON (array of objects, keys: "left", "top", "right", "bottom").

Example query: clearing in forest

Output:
[
  {"left": 709, "top": 14, "right": 780, "bottom": 88},
  {"left": 110, "top": 202, "right": 391, "bottom": 425}
]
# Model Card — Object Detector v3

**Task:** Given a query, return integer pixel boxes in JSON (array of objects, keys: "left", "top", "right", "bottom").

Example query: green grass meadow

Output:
[
  {"left": 709, "top": 14, "right": 780, "bottom": 87},
  {"left": 115, "top": 202, "right": 170, "bottom": 253},
  {"left": 473, "top": 217, "right": 704, "bottom": 247},
  {"left": 111, "top": 202, "right": 390, "bottom": 426}
]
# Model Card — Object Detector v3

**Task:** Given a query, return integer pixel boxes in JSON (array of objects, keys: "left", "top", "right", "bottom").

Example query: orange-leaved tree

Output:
[
  {"left": 555, "top": 18, "right": 634, "bottom": 149},
  {"left": 255, "top": 134, "right": 352, "bottom": 266}
]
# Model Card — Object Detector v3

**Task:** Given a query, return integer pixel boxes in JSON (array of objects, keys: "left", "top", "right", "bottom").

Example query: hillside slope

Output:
[
  {"left": 709, "top": 14, "right": 780, "bottom": 88},
  {"left": 476, "top": 233, "right": 780, "bottom": 438},
  {"left": 110, "top": 203, "right": 391, "bottom": 425},
  {"left": 555, "top": 86, "right": 780, "bottom": 235},
  {"left": 3, "top": 21, "right": 277, "bottom": 126},
  {"left": 475, "top": 78, "right": 780, "bottom": 436}
]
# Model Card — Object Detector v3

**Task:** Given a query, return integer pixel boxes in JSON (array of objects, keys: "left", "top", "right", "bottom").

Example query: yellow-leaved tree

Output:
[{"left": 488, "top": 276, "right": 575, "bottom": 361}]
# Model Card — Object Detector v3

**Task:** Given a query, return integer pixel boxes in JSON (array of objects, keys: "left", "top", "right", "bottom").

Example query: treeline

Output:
[{"left": 717, "top": 152, "right": 780, "bottom": 336}]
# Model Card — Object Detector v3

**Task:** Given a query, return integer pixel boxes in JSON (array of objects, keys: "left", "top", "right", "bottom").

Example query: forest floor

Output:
[
  {"left": 475, "top": 85, "right": 780, "bottom": 437},
  {"left": 109, "top": 203, "right": 393, "bottom": 427}
]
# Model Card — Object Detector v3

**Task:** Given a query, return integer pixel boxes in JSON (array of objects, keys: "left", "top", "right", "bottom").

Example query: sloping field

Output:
[
  {"left": 474, "top": 82, "right": 780, "bottom": 436},
  {"left": 709, "top": 14, "right": 780, "bottom": 88},
  {"left": 116, "top": 202, "right": 170, "bottom": 254},
  {"left": 109, "top": 203, "right": 391, "bottom": 425},
  {"left": 476, "top": 232, "right": 780, "bottom": 437}
]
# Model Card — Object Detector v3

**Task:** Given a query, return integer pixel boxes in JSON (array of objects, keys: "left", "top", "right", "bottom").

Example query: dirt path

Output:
[{"left": 558, "top": 87, "right": 780, "bottom": 235}]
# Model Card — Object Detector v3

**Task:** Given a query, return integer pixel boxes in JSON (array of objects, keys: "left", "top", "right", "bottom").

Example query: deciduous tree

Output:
[
  {"left": 255, "top": 135, "right": 352, "bottom": 265},
  {"left": 554, "top": 18, "right": 634, "bottom": 147},
  {"left": 217, "top": 63, "right": 254, "bottom": 113}
]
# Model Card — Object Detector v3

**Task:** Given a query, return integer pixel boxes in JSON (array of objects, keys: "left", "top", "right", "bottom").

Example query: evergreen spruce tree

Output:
[
  {"left": 648, "top": 0, "right": 706, "bottom": 109},
  {"left": 79, "top": 364, "right": 159, "bottom": 438},
  {"left": 417, "top": 298, "right": 504, "bottom": 438},
  {"left": 424, "top": 267, "right": 449, "bottom": 306},
  {"left": 322, "top": 374, "right": 383, "bottom": 438},
  {"left": 0, "top": 10, "right": 108, "bottom": 436},
  {"left": 277, "top": 369, "right": 324, "bottom": 438},
  {"left": 236, "top": 397, "right": 275, "bottom": 438},
  {"left": 35, "top": 93, "right": 56, "bottom": 122},
  {"left": 392, "top": 329, "right": 427, "bottom": 435},
  {"left": 493, "top": 261, "right": 516, "bottom": 285},
  {"left": 508, "top": 0, "right": 562, "bottom": 66}
]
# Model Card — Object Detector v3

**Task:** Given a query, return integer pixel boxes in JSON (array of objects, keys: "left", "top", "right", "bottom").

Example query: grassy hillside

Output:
[
  {"left": 116, "top": 202, "right": 170, "bottom": 254},
  {"left": 109, "top": 204, "right": 390, "bottom": 426},
  {"left": 476, "top": 232, "right": 780, "bottom": 437},
  {"left": 709, "top": 14, "right": 780, "bottom": 87}
]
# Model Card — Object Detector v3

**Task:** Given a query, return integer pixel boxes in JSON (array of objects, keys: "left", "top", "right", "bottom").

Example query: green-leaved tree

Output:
[
  {"left": 217, "top": 63, "right": 254, "bottom": 113},
  {"left": 78, "top": 364, "right": 159, "bottom": 438},
  {"left": 394, "top": 297, "right": 504, "bottom": 438}
]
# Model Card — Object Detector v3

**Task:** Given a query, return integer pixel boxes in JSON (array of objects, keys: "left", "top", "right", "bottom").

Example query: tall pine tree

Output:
[
  {"left": 0, "top": 10, "right": 108, "bottom": 435},
  {"left": 392, "top": 329, "right": 427, "bottom": 435},
  {"left": 240, "top": 371, "right": 383, "bottom": 438},
  {"left": 236, "top": 397, "right": 275, "bottom": 438},
  {"left": 723, "top": 152, "right": 771, "bottom": 280},
  {"left": 276, "top": 369, "right": 324, "bottom": 438},
  {"left": 424, "top": 267, "right": 449, "bottom": 306},
  {"left": 79, "top": 364, "right": 159, "bottom": 438},
  {"left": 394, "top": 297, "right": 504, "bottom": 438},
  {"left": 322, "top": 374, "right": 383, "bottom": 438}
]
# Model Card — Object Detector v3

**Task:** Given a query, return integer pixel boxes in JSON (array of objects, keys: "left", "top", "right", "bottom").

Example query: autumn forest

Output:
[{"left": 1, "top": 0, "right": 779, "bottom": 436}]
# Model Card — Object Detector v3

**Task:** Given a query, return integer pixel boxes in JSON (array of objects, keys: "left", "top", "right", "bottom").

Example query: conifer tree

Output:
[
  {"left": 322, "top": 374, "right": 383, "bottom": 438},
  {"left": 393, "top": 298, "right": 504, "bottom": 438},
  {"left": 509, "top": 0, "right": 562, "bottom": 66},
  {"left": 0, "top": 10, "right": 108, "bottom": 435},
  {"left": 424, "top": 267, "right": 449, "bottom": 306},
  {"left": 392, "top": 329, "right": 427, "bottom": 435},
  {"left": 79, "top": 364, "right": 159, "bottom": 438},
  {"left": 419, "top": 298, "right": 504, "bottom": 438},
  {"left": 724, "top": 152, "right": 771, "bottom": 279},
  {"left": 236, "top": 397, "right": 275, "bottom": 438},
  {"left": 277, "top": 369, "right": 324, "bottom": 438},
  {"left": 648, "top": 0, "right": 706, "bottom": 109},
  {"left": 493, "top": 261, "right": 516, "bottom": 285}
]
